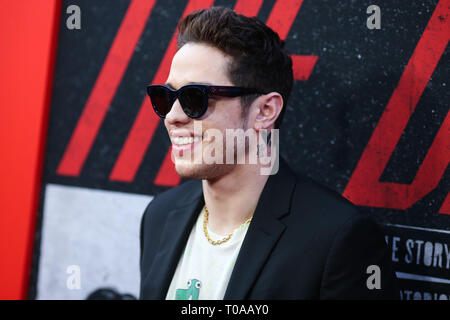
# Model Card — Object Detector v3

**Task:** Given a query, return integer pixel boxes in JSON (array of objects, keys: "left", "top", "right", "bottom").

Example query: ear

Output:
[{"left": 253, "top": 92, "right": 283, "bottom": 131}]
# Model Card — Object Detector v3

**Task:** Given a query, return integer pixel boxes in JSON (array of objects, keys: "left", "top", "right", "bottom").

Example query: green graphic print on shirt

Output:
[{"left": 175, "top": 279, "right": 201, "bottom": 300}]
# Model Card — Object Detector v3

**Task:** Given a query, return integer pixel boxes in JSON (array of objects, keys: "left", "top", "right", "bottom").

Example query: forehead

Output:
[{"left": 166, "top": 42, "right": 233, "bottom": 88}]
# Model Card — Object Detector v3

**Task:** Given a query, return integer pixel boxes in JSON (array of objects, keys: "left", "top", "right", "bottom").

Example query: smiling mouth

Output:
[{"left": 171, "top": 136, "right": 202, "bottom": 145}]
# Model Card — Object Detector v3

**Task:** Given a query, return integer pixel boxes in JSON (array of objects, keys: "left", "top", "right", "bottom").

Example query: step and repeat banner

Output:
[{"left": 29, "top": 0, "right": 449, "bottom": 300}]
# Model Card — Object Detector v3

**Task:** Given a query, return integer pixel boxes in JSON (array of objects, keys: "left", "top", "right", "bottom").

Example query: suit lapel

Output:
[
  {"left": 224, "top": 158, "right": 297, "bottom": 299},
  {"left": 143, "top": 181, "right": 204, "bottom": 299}
]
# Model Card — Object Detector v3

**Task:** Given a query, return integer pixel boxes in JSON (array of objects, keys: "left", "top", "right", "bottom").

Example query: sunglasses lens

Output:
[
  {"left": 180, "top": 87, "right": 207, "bottom": 118},
  {"left": 148, "top": 86, "right": 172, "bottom": 117}
]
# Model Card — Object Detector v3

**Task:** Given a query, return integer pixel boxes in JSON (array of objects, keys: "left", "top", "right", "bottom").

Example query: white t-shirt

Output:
[{"left": 165, "top": 206, "right": 251, "bottom": 300}]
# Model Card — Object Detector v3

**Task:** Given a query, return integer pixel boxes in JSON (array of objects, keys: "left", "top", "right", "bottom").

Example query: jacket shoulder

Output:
[
  {"left": 288, "top": 173, "right": 384, "bottom": 245},
  {"left": 142, "top": 179, "right": 202, "bottom": 223},
  {"left": 292, "top": 174, "right": 361, "bottom": 223}
]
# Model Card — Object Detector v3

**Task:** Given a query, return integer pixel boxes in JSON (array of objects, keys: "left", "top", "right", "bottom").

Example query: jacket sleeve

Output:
[
  {"left": 319, "top": 214, "right": 400, "bottom": 299},
  {"left": 139, "top": 194, "right": 160, "bottom": 299},
  {"left": 139, "top": 201, "right": 147, "bottom": 273}
]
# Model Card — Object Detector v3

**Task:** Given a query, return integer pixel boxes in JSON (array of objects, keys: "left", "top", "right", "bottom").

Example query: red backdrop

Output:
[{"left": 0, "top": 0, "right": 61, "bottom": 299}]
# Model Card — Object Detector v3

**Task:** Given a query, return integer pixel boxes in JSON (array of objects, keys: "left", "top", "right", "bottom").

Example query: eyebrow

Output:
[{"left": 164, "top": 81, "right": 214, "bottom": 89}]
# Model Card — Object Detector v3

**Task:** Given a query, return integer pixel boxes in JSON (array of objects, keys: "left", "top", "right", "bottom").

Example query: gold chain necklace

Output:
[{"left": 203, "top": 205, "right": 253, "bottom": 246}]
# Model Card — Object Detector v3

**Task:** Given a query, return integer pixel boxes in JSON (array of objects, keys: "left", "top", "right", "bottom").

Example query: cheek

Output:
[
  {"left": 200, "top": 100, "right": 245, "bottom": 133},
  {"left": 217, "top": 101, "right": 244, "bottom": 126}
]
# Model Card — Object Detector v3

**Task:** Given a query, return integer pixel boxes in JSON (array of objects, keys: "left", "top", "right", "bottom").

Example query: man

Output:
[{"left": 139, "top": 7, "right": 399, "bottom": 300}]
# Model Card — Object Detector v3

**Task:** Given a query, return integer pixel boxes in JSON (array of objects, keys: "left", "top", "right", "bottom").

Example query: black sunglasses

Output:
[{"left": 146, "top": 84, "right": 263, "bottom": 119}]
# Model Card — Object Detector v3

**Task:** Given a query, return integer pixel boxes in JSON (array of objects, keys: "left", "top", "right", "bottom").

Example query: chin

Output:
[{"left": 174, "top": 160, "right": 234, "bottom": 180}]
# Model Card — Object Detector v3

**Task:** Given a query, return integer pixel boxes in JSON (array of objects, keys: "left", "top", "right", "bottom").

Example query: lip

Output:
[
  {"left": 171, "top": 137, "right": 203, "bottom": 156},
  {"left": 169, "top": 130, "right": 203, "bottom": 154},
  {"left": 169, "top": 129, "right": 196, "bottom": 138}
]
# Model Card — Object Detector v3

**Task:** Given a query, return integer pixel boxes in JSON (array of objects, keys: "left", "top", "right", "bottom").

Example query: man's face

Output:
[{"left": 164, "top": 42, "right": 249, "bottom": 180}]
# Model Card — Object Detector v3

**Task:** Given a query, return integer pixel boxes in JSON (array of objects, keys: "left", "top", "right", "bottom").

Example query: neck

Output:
[{"left": 202, "top": 163, "right": 269, "bottom": 236}]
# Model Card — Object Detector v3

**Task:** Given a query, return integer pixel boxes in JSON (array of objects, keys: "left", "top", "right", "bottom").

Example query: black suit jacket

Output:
[{"left": 139, "top": 157, "right": 399, "bottom": 299}]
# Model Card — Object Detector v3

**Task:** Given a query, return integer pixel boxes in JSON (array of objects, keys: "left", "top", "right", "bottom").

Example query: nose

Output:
[{"left": 164, "top": 98, "right": 190, "bottom": 126}]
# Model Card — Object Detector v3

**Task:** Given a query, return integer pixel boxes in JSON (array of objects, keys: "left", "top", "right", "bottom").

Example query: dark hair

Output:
[{"left": 177, "top": 7, "right": 293, "bottom": 129}]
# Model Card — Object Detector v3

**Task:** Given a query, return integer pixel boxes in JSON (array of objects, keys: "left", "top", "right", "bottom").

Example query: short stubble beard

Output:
[{"left": 173, "top": 113, "right": 250, "bottom": 181}]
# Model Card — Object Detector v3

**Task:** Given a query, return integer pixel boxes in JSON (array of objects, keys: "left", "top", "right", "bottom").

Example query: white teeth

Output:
[{"left": 172, "top": 136, "right": 201, "bottom": 145}]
